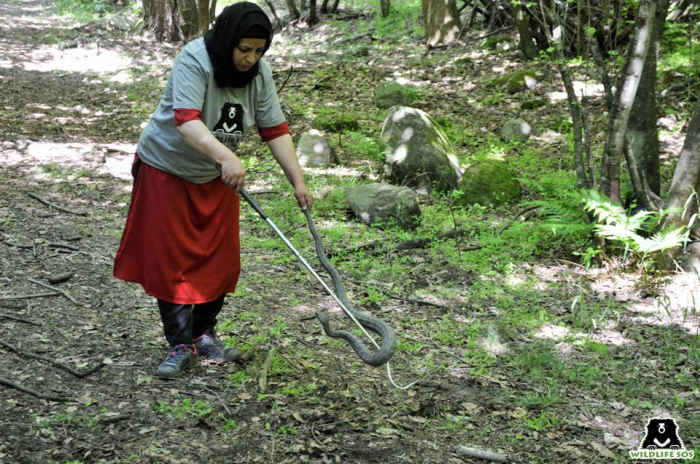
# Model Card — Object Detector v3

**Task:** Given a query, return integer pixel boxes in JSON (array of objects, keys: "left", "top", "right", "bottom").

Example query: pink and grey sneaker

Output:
[
  {"left": 156, "top": 344, "right": 197, "bottom": 378},
  {"left": 194, "top": 334, "right": 241, "bottom": 363}
]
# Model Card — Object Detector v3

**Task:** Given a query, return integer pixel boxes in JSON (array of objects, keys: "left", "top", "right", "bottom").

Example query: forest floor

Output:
[{"left": 1, "top": 1, "right": 699, "bottom": 463}]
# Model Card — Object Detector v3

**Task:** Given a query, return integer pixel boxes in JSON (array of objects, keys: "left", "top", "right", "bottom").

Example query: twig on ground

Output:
[
  {"left": 0, "top": 292, "right": 61, "bottom": 301},
  {"left": 0, "top": 313, "right": 41, "bottom": 326},
  {"left": 28, "top": 277, "right": 78, "bottom": 305},
  {"left": 2, "top": 239, "right": 33, "bottom": 250},
  {"left": 204, "top": 387, "right": 232, "bottom": 416},
  {"left": 495, "top": 205, "right": 540, "bottom": 236},
  {"left": 0, "top": 340, "right": 105, "bottom": 378},
  {"left": 277, "top": 65, "right": 294, "bottom": 95},
  {"left": 258, "top": 348, "right": 275, "bottom": 393},
  {"left": 100, "top": 413, "right": 131, "bottom": 424},
  {"left": 27, "top": 192, "right": 87, "bottom": 216},
  {"left": 455, "top": 445, "right": 508, "bottom": 462},
  {"left": 332, "top": 30, "right": 375, "bottom": 45},
  {"left": 0, "top": 376, "right": 69, "bottom": 402}
]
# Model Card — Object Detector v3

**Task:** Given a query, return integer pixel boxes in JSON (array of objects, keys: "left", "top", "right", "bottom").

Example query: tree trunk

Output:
[
  {"left": 142, "top": 0, "right": 216, "bottom": 43},
  {"left": 624, "top": 0, "right": 670, "bottom": 207},
  {"left": 664, "top": 99, "right": 700, "bottom": 231},
  {"left": 286, "top": 0, "right": 301, "bottom": 19},
  {"left": 421, "top": 0, "right": 463, "bottom": 47},
  {"left": 380, "top": 0, "right": 390, "bottom": 17},
  {"left": 514, "top": 4, "right": 537, "bottom": 60},
  {"left": 330, "top": 0, "right": 340, "bottom": 14},
  {"left": 599, "top": 0, "right": 656, "bottom": 204},
  {"left": 308, "top": 0, "right": 318, "bottom": 24},
  {"left": 550, "top": 7, "right": 588, "bottom": 188},
  {"left": 320, "top": 0, "right": 330, "bottom": 14}
]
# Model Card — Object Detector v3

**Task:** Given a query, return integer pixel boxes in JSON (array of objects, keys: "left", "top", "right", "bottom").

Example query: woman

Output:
[{"left": 113, "top": 2, "right": 312, "bottom": 378}]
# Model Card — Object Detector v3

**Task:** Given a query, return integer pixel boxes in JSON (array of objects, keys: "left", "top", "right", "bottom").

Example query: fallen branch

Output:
[
  {"left": 28, "top": 277, "right": 78, "bottom": 305},
  {"left": 0, "top": 340, "right": 105, "bottom": 378},
  {"left": 455, "top": 445, "right": 508, "bottom": 462},
  {"left": 27, "top": 192, "right": 87, "bottom": 216},
  {"left": 332, "top": 30, "right": 375, "bottom": 45},
  {"left": 258, "top": 348, "right": 275, "bottom": 393},
  {"left": 2, "top": 240, "right": 33, "bottom": 250},
  {"left": 48, "top": 243, "right": 80, "bottom": 252},
  {"left": 0, "top": 292, "right": 61, "bottom": 301},
  {"left": 239, "top": 345, "right": 257, "bottom": 363},
  {"left": 0, "top": 314, "right": 41, "bottom": 326},
  {"left": 0, "top": 376, "right": 69, "bottom": 402}
]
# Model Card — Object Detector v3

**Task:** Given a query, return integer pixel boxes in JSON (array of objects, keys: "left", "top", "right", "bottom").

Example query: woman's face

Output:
[{"left": 233, "top": 38, "right": 266, "bottom": 72}]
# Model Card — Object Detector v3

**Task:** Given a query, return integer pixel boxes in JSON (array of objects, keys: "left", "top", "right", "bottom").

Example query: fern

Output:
[
  {"left": 525, "top": 190, "right": 593, "bottom": 238},
  {"left": 580, "top": 189, "right": 689, "bottom": 259}
]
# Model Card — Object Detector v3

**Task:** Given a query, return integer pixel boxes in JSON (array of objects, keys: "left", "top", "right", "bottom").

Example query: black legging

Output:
[{"left": 157, "top": 294, "right": 225, "bottom": 347}]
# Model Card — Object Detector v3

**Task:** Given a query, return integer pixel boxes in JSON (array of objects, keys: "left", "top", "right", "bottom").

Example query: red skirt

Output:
[{"left": 113, "top": 156, "right": 240, "bottom": 304}]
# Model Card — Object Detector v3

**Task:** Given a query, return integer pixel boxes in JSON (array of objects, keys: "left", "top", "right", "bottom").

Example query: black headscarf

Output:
[{"left": 204, "top": 2, "right": 273, "bottom": 88}]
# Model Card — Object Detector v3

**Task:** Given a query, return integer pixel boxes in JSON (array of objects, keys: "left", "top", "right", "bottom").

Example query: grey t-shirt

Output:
[{"left": 137, "top": 38, "right": 286, "bottom": 183}]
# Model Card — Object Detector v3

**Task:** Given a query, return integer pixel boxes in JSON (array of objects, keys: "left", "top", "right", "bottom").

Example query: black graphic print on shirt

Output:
[{"left": 212, "top": 102, "right": 245, "bottom": 151}]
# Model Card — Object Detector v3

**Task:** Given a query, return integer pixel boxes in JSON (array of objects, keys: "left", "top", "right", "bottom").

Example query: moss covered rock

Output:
[
  {"left": 492, "top": 69, "right": 547, "bottom": 94},
  {"left": 456, "top": 157, "right": 522, "bottom": 208},
  {"left": 381, "top": 106, "right": 462, "bottom": 194},
  {"left": 374, "top": 82, "right": 417, "bottom": 109},
  {"left": 521, "top": 98, "right": 548, "bottom": 110},
  {"left": 482, "top": 35, "right": 517, "bottom": 53},
  {"left": 345, "top": 183, "right": 421, "bottom": 230}
]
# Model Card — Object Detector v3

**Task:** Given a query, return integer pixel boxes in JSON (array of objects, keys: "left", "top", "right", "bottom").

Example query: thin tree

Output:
[
  {"left": 142, "top": 0, "right": 217, "bottom": 43},
  {"left": 664, "top": 99, "right": 700, "bottom": 232},
  {"left": 380, "top": 0, "right": 390, "bottom": 18},
  {"left": 286, "top": 0, "right": 301, "bottom": 19},
  {"left": 309, "top": 0, "right": 318, "bottom": 24},
  {"left": 624, "top": 0, "right": 670, "bottom": 209},
  {"left": 599, "top": 0, "right": 657, "bottom": 204},
  {"left": 421, "top": 0, "right": 463, "bottom": 47}
]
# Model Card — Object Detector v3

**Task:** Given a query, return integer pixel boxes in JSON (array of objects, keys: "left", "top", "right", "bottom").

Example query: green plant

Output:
[
  {"left": 226, "top": 370, "right": 251, "bottom": 385},
  {"left": 276, "top": 425, "right": 298, "bottom": 436},
  {"left": 524, "top": 411, "right": 560, "bottom": 431},
  {"left": 55, "top": 0, "right": 115, "bottom": 21},
  {"left": 153, "top": 398, "right": 213, "bottom": 420},
  {"left": 581, "top": 190, "right": 690, "bottom": 264}
]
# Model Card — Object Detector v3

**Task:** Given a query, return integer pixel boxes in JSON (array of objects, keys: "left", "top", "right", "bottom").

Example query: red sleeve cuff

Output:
[
  {"left": 174, "top": 108, "right": 202, "bottom": 126},
  {"left": 258, "top": 122, "right": 291, "bottom": 142}
]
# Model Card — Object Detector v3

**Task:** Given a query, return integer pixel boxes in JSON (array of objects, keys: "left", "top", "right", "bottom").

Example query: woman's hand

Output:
[
  {"left": 220, "top": 156, "right": 246, "bottom": 193},
  {"left": 294, "top": 183, "right": 313, "bottom": 211}
]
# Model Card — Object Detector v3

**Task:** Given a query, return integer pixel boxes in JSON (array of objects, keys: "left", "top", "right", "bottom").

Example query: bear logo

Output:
[
  {"left": 212, "top": 102, "right": 244, "bottom": 150},
  {"left": 639, "top": 418, "right": 685, "bottom": 450}
]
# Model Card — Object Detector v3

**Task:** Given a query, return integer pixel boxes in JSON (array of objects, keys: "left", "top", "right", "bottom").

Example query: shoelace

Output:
[{"left": 168, "top": 345, "right": 191, "bottom": 361}]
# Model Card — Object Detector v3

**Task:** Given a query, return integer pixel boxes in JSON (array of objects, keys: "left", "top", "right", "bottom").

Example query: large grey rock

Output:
[
  {"left": 345, "top": 183, "right": 421, "bottom": 230},
  {"left": 380, "top": 106, "right": 462, "bottom": 194},
  {"left": 374, "top": 82, "right": 416, "bottom": 109},
  {"left": 109, "top": 14, "right": 135, "bottom": 31},
  {"left": 500, "top": 118, "right": 532, "bottom": 142},
  {"left": 455, "top": 157, "right": 522, "bottom": 208},
  {"left": 296, "top": 130, "right": 335, "bottom": 167}
]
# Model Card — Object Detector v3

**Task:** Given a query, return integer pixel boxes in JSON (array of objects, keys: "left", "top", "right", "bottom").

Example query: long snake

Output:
[{"left": 303, "top": 210, "right": 397, "bottom": 367}]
